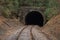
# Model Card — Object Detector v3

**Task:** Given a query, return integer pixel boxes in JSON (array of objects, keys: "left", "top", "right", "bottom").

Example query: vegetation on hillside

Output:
[{"left": 0, "top": 0, "right": 59, "bottom": 20}]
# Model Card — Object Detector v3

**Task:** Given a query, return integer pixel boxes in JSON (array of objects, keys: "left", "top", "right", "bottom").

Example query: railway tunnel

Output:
[
  {"left": 25, "top": 11, "right": 44, "bottom": 26},
  {"left": 19, "top": 7, "right": 46, "bottom": 27}
]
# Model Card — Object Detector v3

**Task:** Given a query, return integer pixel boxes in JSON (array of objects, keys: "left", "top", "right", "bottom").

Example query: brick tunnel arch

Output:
[{"left": 25, "top": 11, "right": 44, "bottom": 26}]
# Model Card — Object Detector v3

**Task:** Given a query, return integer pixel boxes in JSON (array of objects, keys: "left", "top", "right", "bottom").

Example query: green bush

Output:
[
  {"left": 44, "top": 0, "right": 59, "bottom": 20},
  {"left": 44, "top": 8, "right": 58, "bottom": 20},
  {"left": 0, "top": 0, "right": 19, "bottom": 18},
  {"left": 2, "top": 8, "right": 11, "bottom": 18}
]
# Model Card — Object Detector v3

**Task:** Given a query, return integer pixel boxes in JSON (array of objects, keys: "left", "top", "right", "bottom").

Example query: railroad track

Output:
[{"left": 5, "top": 25, "right": 50, "bottom": 40}]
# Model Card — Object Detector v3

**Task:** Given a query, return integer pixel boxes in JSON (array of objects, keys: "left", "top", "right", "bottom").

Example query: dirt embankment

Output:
[
  {"left": 42, "top": 14, "right": 60, "bottom": 40},
  {"left": 0, "top": 16, "right": 24, "bottom": 40}
]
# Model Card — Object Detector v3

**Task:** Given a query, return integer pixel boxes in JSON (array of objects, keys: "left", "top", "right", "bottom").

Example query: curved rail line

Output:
[{"left": 16, "top": 25, "right": 50, "bottom": 40}]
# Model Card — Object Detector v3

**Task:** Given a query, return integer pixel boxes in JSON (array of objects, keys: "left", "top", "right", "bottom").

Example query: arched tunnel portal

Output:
[{"left": 25, "top": 11, "right": 44, "bottom": 26}]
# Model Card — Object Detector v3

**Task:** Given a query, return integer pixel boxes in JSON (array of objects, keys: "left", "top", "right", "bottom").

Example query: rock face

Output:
[{"left": 5, "top": 25, "right": 49, "bottom": 40}]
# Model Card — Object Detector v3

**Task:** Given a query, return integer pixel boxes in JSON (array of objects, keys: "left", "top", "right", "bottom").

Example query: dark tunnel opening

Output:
[{"left": 25, "top": 11, "right": 44, "bottom": 26}]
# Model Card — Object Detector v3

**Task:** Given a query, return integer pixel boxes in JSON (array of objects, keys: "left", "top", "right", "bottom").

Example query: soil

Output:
[
  {"left": 42, "top": 14, "right": 60, "bottom": 40},
  {"left": 0, "top": 16, "right": 24, "bottom": 40}
]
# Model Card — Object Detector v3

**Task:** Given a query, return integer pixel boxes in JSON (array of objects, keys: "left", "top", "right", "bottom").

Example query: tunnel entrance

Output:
[{"left": 25, "top": 11, "right": 44, "bottom": 26}]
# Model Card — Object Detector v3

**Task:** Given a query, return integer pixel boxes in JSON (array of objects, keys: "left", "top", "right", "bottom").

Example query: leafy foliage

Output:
[
  {"left": 0, "top": 0, "right": 59, "bottom": 20},
  {"left": 44, "top": 0, "right": 59, "bottom": 20}
]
